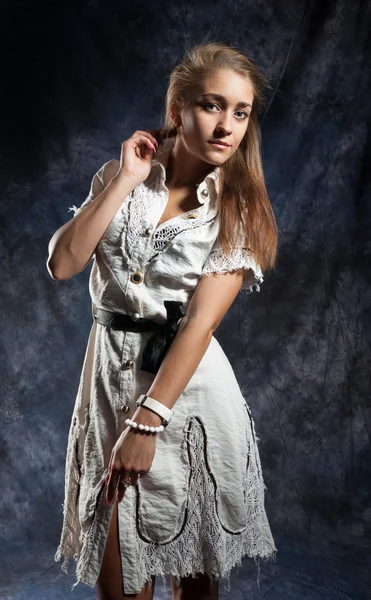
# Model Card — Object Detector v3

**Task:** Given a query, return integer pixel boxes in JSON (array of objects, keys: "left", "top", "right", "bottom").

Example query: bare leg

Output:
[
  {"left": 96, "top": 500, "right": 156, "bottom": 600},
  {"left": 171, "top": 573, "right": 219, "bottom": 600}
]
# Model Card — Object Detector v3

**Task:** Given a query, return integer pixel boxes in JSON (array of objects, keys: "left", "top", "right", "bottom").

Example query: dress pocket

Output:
[{"left": 135, "top": 417, "right": 191, "bottom": 544}]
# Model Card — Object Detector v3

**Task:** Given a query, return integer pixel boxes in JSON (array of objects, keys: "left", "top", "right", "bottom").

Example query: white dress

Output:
[{"left": 54, "top": 137, "right": 277, "bottom": 595}]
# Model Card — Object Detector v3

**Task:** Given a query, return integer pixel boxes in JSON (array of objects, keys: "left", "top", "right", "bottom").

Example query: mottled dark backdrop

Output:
[{"left": 1, "top": 0, "right": 370, "bottom": 598}]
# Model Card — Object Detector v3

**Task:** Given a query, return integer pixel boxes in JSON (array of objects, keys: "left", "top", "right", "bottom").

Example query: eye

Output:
[
  {"left": 235, "top": 110, "right": 249, "bottom": 120},
  {"left": 203, "top": 102, "right": 220, "bottom": 112}
]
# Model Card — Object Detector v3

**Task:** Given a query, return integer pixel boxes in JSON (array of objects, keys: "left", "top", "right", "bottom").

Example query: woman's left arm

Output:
[{"left": 143, "top": 267, "right": 247, "bottom": 410}]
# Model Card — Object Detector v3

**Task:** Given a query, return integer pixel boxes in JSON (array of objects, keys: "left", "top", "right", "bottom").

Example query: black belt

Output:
[{"left": 93, "top": 300, "right": 186, "bottom": 375}]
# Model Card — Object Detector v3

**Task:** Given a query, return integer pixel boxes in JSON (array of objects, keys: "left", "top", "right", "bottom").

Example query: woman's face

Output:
[{"left": 174, "top": 69, "right": 254, "bottom": 166}]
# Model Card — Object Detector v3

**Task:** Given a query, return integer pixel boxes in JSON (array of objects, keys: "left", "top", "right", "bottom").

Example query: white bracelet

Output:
[
  {"left": 125, "top": 418, "right": 164, "bottom": 434},
  {"left": 135, "top": 394, "right": 174, "bottom": 426}
]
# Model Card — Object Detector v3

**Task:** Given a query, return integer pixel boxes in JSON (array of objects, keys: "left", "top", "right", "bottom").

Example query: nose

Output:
[{"left": 215, "top": 113, "right": 233, "bottom": 136}]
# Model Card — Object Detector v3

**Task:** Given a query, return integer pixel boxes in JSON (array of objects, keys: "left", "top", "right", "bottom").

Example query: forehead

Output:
[{"left": 197, "top": 69, "right": 254, "bottom": 104}]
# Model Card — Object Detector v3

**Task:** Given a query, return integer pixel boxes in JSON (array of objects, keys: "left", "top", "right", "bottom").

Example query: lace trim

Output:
[
  {"left": 124, "top": 166, "right": 164, "bottom": 258},
  {"left": 202, "top": 247, "right": 264, "bottom": 293},
  {"left": 125, "top": 191, "right": 151, "bottom": 258},
  {"left": 150, "top": 214, "right": 216, "bottom": 257}
]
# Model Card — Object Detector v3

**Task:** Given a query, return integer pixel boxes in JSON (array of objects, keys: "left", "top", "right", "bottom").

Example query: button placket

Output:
[
  {"left": 119, "top": 331, "right": 136, "bottom": 418},
  {"left": 128, "top": 229, "right": 148, "bottom": 286}
]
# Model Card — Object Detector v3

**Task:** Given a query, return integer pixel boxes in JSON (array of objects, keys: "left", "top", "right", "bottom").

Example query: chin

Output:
[{"left": 205, "top": 150, "right": 229, "bottom": 165}]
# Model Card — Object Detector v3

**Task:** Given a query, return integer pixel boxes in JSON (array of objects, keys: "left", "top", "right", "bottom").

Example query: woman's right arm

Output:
[
  {"left": 46, "top": 169, "right": 137, "bottom": 280},
  {"left": 46, "top": 130, "right": 159, "bottom": 280}
]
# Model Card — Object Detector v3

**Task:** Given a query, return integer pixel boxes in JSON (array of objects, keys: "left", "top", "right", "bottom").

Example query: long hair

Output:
[{"left": 154, "top": 42, "right": 278, "bottom": 272}]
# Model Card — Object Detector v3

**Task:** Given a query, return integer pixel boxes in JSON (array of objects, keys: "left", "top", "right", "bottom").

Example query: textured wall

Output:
[{"left": 1, "top": 0, "right": 370, "bottom": 598}]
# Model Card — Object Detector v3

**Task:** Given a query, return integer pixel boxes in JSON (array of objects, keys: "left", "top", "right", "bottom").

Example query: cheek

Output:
[
  {"left": 183, "top": 111, "right": 203, "bottom": 132},
  {"left": 182, "top": 116, "right": 207, "bottom": 146}
]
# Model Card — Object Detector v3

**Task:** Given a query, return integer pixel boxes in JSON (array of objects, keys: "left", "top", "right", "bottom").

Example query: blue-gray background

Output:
[{"left": 1, "top": 0, "right": 370, "bottom": 598}]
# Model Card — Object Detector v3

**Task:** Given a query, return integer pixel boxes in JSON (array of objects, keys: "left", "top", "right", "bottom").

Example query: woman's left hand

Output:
[{"left": 105, "top": 407, "right": 163, "bottom": 505}]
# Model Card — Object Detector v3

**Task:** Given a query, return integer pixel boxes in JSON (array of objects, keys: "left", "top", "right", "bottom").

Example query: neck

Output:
[{"left": 164, "top": 135, "right": 215, "bottom": 188}]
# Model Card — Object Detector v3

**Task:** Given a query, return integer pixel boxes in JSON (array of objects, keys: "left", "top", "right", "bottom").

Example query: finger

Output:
[
  {"left": 117, "top": 470, "right": 132, "bottom": 503},
  {"left": 105, "top": 448, "right": 116, "bottom": 487},
  {"left": 116, "top": 476, "right": 128, "bottom": 504},
  {"left": 130, "top": 132, "right": 158, "bottom": 150},
  {"left": 138, "top": 141, "right": 157, "bottom": 161},
  {"left": 105, "top": 453, "right": 113, "bottom": 485},
  {"left": 136, "top": 130, "right": 160, "bottom": 147},
  {"left": 130, "top": 135, "right": 157, "bottom": 159},
  {"left": 144, "top": 129, "right": 163, "bottom": 144},
  {"left": 105, "top": 469, "right": 113, "bottom": 502},
  {"left": 106, "top": 468, "right": 121, "bottom": 505}
]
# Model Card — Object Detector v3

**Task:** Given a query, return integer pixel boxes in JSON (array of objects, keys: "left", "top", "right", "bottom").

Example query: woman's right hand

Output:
[{"left": 116, "top": 130, "right": 160, "bottom": 186}]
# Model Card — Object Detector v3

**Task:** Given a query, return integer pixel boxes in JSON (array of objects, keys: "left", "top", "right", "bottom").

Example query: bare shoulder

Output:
[{"left": 101, "top": 159, "right": 120, "bottom": 188}]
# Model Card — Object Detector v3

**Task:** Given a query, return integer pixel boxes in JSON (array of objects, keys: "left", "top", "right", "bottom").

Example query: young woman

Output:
[{"left": 48, "top": 42, "right": 278, "bottom": 600}]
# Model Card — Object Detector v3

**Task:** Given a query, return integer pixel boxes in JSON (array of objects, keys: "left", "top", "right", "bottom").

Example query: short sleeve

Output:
[
  {"left": 67, "top": 163, "right": 105, "bottom": 218},
  {"left": 201, "top": 237, "right": 264, "bottom": 293}
]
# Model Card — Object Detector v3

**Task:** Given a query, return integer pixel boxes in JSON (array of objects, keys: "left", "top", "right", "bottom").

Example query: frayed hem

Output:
[
  {"left": 127, "top": 548, "right": 277, "bottom": 596},
  {"left": 55, "top": 547, "right": 277, "bottom": 595},
  {"left": 54, "top": 548, "right": 96, "bottom": 592},
  {"left": 54, "top": 547, "right": 72, "bottom": 575}
]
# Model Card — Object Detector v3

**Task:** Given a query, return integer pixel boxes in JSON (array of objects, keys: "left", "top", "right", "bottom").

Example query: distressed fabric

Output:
[{"left": 55, "top": 136, "right": 277, "bottom": 595}]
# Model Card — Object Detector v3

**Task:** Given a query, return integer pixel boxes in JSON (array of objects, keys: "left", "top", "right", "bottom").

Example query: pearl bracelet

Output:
[{"left": 125, "top": 418, "right": 164, "bottom": 434}]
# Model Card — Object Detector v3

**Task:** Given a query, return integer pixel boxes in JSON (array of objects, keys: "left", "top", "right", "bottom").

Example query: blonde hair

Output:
[{"left": 157, "top": 41, "right": 278, "bottom": 272}]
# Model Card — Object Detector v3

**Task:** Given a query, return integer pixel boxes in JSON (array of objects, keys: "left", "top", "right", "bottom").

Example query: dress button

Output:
[
  {"left": 124, "top": 359, "right": 134, "bottom": 369},
  {"left": 200, "top": 188, "right": 209, "bottom": 198},
  {"left": 144, "top": 226, "right": 153, "bottom": 236},
  {"left": 131, "top": 312, "right": 140, "bottom": 321},
  {"left": 186, "top": 212, "right": 199, "bottom": 220},
  {"left": 121, "top": 404, "right": 130, "bottom": 413},
  {"left": 130, "top": 271, "right": 144, "bottom": 284}
]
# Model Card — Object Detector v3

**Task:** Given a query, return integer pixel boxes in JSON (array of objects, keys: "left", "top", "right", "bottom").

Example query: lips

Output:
[{"left": 208, "top": 140, "right": 231, "bottom": 147}]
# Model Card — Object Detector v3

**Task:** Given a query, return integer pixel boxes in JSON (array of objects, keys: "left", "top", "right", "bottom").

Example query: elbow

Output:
[
  {"left": 46, "top": 256, "right": 58, "bottom": 279},
  {"left": 46, "top": 258, "right": 61, "bottom": 280},
  {"left": 46, "top": 256, "right": 70, "bottom": 280},
  {"left": 180, "top": 315, "right": 217, "bottom": 337}
]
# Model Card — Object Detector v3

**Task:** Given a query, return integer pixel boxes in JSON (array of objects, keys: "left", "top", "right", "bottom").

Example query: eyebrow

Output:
[{"left": 200, "top": 93, "right": 252, "bottom": 109}]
